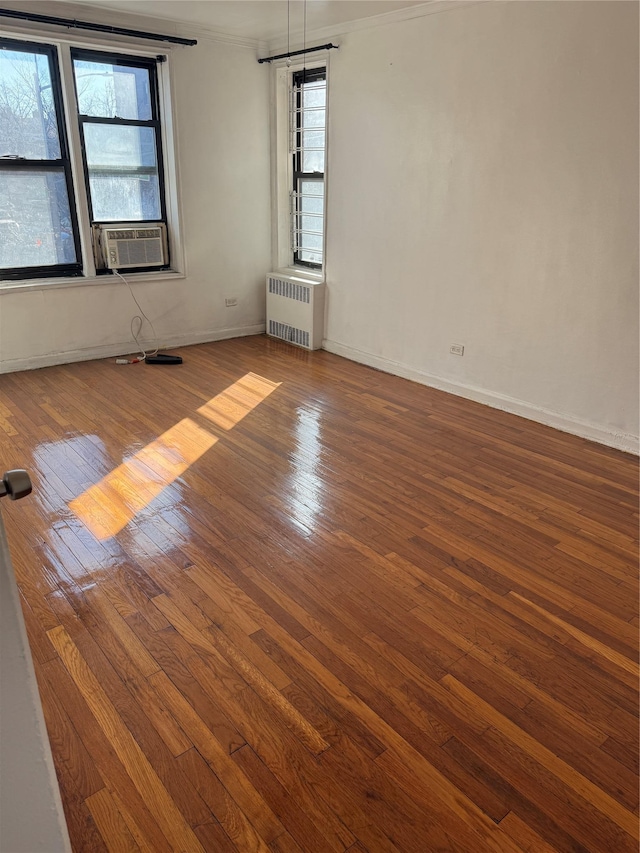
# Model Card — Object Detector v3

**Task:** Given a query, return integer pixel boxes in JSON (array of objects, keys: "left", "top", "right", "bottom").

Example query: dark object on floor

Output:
[{"left": 145, "top": 353, "right": 183, "bottom": 365}]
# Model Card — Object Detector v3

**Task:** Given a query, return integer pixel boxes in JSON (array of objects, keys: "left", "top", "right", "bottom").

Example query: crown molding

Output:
[
  {"left": 267, "top": 0, "right": 485, "bottom": 52},
  {"left": 1, "top": 0, "right": 487, "bottom": 54},
  {"left": 170, "top": 23, "right": 259, "bottom": 50},
  {"left": 0, "top": 0, "right": 261, "bottom": 50}
]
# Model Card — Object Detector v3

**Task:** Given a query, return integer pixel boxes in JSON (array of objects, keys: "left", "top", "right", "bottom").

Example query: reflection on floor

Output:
[{"left": 70, "top": 372, "right": 280, "bottom": 539}]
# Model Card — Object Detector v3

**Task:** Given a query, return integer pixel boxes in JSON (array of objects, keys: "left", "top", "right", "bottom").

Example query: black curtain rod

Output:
[
  {"left": 0, "top": 7, "right": 197, "bottom": 46},
  {"left": 257, "top": 43, "right": 337, "bottom": 64}
]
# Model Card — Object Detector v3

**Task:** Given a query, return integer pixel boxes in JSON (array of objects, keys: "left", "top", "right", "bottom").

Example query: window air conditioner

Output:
[
  {"left": 266, "top": 274, "right": 326, "bottom": 351},
  {"left": 97, "top": 223, "right": 168, "bottom": 270}
]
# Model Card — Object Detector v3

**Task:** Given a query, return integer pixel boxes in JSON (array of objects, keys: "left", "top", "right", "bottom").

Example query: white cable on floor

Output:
[{"left": 113, "top": 269, "right": 159, "bottom": 359}]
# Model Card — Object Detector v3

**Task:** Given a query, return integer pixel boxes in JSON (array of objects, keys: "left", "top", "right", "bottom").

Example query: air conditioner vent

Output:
[
  {"left": 97, "top": 223, "right": 168, "bottom": 270},
  {"left": 266, "top": 274, "right": 325, "bottom": 351},
  {"left": 116, "top": 237, "right": 163, "bottom": 267}
]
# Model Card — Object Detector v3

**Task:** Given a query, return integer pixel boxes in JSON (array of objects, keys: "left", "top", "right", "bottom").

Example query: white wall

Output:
[
  {"left": 324, "top": 1, "right": 639, "bottom": 452},
  {"left": 0, "top": 509, "right": 71, "bottom": 853},
  {"left": 0, "top": 7, "right": 271, "bottom": 372}
]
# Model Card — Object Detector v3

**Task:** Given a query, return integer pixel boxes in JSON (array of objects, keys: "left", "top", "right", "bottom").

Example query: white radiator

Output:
[{"left": 266, "top": 274, "right": 326, "bottom": 351}]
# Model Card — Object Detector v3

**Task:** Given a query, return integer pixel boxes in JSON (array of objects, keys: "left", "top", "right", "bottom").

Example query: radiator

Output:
[{"left": 266, "top": 274, "right": 326, "bottom": 351}]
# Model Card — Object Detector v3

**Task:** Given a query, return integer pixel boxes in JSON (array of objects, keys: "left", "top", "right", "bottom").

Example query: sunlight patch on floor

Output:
[
  {"left": 197, "top": 372, "right": 281, "bottom": 430},
  {"left": 69, "top": 418, "right": 217, "bottom": 540},
  {"left": 69, "top": 372, "right": 281, "bottom": 540}
]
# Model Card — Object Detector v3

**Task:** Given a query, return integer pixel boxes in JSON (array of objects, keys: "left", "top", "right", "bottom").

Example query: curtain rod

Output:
[
  {"left": 0, "top": 7, "right": 197, "bottom": 46},
  {"left": 257, "top": 43, "right": 337, "bottom": 64}
]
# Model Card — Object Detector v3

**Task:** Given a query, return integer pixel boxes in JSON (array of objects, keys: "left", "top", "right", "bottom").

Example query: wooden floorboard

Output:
[{"left": 1, "top": 335, "right": 638, "bottom": 852}]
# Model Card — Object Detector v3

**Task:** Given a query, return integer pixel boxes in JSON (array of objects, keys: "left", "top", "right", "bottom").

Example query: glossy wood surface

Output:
[{"left": 1, "top": 336, "right": 638, "bottom": 853}]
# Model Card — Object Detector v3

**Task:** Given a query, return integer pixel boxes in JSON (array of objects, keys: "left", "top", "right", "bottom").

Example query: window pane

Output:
[
  {"left": 299, "top": 232, "right": 323, "bottom": 264},
  {"left": 300, "top": 214, "right": 322, "bottom": 233},
  {"left": 302, "top": 108, "right": 324, "bottom": 129},
  {"left": 89, "top": 173, "right": 161, "bottom": 221},
  {"left": 303, "top": 82, "right": 325, "bottom": 109},
  {"left": 0, "top": 48, "right": 61, "bottom": 159},
  {"left": 300, "top": 193, "right": 323, "bottom": 215},
  {"left": 297, "top": 178, "right": 324, "bottom": 266},
  {"left": 74, "top": 59, "right": 151, "bottom": 120},
  {"left": 301, "top": 129, "right": 325, "bottom": 172},
  {"left": 302, "top": 130, "right": 325, "bottom": 150},
  {"left": 83, "top": 123, "right": 160, "bottom": 220},
  {"left": 298, "top": 229, "right": 322, "bottom": 248},
  {"left": 303, "top": 148, "right": 325, "bottom": 173},
  {"left": 301, "top": 180, "right": 323, "bottom": 197},
  {"left": 0, "top": 168, "right": 76, "bottom": 268}
]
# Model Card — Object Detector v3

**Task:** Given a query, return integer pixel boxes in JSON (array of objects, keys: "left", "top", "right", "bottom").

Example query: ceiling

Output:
[{"left": 67, "top": 0, "right": 432, "bottom": 43}]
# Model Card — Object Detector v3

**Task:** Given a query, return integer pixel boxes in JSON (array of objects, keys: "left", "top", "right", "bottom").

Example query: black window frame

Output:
[
  {"left": 0, "top": 37, "right": 82, "bottom": 282},
  {"left": 71, "top": 48, "right": 169, "bottom": 273},
  {"left": 292, "top": 66, "right": 326, "bottom": 271}
]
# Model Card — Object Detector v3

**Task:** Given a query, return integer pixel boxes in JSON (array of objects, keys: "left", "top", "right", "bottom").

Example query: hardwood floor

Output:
[{"left": 1, "top": 335, "right": 638, "bottom": 853}]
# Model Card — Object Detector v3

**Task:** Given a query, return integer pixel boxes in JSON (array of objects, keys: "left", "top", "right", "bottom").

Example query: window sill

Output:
[
  {"left": 0, "top": 269, "right": 186, "bottom": 295},
  {"left": 275, "top": 266, "right": 325, "bottom": 284}
]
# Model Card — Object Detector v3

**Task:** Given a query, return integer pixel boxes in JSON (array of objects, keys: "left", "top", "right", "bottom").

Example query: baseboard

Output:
[
  {"left": 322, "top": 339, "right": 639, "bottom": 456},
  {"left": 0, "top": 325, "right": 266, "bottom": 375}
]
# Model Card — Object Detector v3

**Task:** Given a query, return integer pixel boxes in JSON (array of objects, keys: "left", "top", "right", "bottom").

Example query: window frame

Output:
[
  {"left": 71, "top": 48, "right": 169, "bottom": 241},
  {"left": 271, "top": 56, "right": 328, "bottom": 281},
  {"left": 0, "top": 26, "right": 183, "bottom": 289},
  {"left": 291, "top": 66, "right": 326, "bottom": 271},
  {"left": 0, "top": 37, "right": 83, "bottom": 281}
]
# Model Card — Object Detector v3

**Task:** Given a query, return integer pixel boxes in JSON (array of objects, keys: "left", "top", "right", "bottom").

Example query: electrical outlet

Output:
[
  {"left": 225, "top": 297, "right": 238, "bottom": 308},
  {"left": 450, "top": 343, "right": 464, "bottom": 356}
]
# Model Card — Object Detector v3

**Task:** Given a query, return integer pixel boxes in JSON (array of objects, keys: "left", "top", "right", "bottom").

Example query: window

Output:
[
  {"left": 291, "top": 67, "right": 326, "bottom": 270},
  {"left": 71, "top": 50, "right": 166, "bottom": 228},
  {"left": 0, "top": 37, "right": 171, "bottom": 282},
  {"left": 0, "top": 39, "right": 81, "bottom": 280}
]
